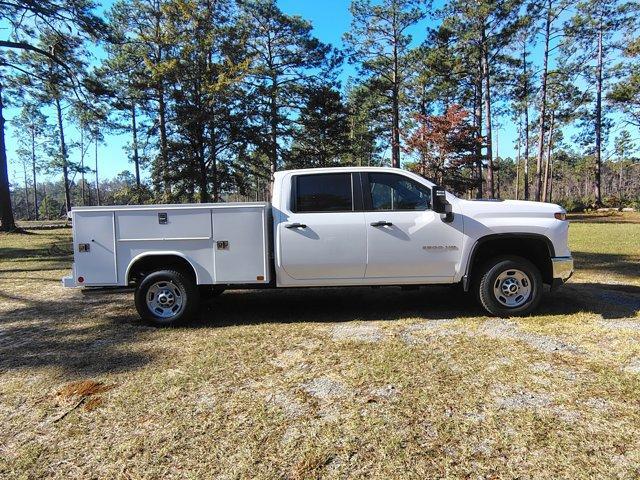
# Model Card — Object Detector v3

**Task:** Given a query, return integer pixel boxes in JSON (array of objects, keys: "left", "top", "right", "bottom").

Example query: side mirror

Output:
[{"left": 431, "top": 186, "right": 454, "bottom": 223}]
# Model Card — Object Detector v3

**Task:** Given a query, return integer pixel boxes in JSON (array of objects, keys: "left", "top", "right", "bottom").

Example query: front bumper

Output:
[{"left": 550, "top": 256, "right": 574, "bottom": 289}]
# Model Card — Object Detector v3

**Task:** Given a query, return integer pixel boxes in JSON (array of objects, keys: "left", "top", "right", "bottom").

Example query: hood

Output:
[{"left": 457, "top": 199, "right": 564, "bottom": 219}]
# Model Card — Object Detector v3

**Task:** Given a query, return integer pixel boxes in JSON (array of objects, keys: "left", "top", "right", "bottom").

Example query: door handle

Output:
[
  {"left": 370, "top": 221, "right": 393, "bottom": 227},
  {"left": 285, "top": 222, "right": 307, "bottom": 229}
]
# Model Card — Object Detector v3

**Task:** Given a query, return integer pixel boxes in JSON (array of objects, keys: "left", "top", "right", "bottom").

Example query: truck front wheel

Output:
[
  {"left": 134, "top": 270, "right": 200, "bottom": 326},
  {"left": 475, "top": 255, "right": 542, "bottom": 316}
]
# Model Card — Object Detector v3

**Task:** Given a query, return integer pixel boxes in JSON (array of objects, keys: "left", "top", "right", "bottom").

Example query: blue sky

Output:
[{"left": 5, "top": 0, "right": 636, "bottom": 187}]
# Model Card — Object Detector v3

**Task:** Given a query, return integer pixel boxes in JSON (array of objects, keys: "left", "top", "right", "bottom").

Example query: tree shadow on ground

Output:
[
  {"left": 573, "top": 251, "right": 639, "bottom": 279},
  {"left": 0, "top": 289, "right": 154, "bottom": 377}
]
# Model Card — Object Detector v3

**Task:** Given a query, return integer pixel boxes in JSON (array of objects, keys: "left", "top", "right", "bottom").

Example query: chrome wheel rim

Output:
[
  {"left": 146, "top": 281, "right": 184, "bottom": 318},
  {"left": 493, "top": 269, "right": 532, "bottom": 308}
]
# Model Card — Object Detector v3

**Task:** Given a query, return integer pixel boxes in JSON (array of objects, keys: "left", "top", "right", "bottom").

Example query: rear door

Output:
[
  {"left": 362, "top": 172, "right": 463, "bottom": 280},
  {"left": 73, "top": 211, "right": 118, "bottom": 285},
  {"left": 278, "top": 172, "right": 367, "bottom": 280}
]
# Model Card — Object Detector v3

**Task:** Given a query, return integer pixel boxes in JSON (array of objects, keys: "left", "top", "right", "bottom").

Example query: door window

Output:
[
  {"left": 294, "top": 173, "right": 353, "bottom": 212},
  {"left": 368, "top": 173, "right": 431, "bottom": 211}
]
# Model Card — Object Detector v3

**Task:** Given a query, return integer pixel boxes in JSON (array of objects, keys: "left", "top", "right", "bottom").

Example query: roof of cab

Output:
[{"left": 275, "top": 166, "right": 405, "bottom": 177}]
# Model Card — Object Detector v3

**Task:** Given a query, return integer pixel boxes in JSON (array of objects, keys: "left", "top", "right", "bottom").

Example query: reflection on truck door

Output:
[
  {"left": 362, "top": 172, "right": 463, "bottom": 279},
  {"left": 279, "top": 172, "right": 367, "bottom": 280}
]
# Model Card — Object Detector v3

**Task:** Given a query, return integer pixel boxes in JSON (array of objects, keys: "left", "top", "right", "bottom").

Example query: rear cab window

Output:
[{"left": 292, "top": 173, "right": 354, "bottom": 213}]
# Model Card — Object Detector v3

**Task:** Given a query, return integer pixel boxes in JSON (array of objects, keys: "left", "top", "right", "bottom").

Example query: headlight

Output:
[{"left": 554, "top": 212, "right": 567, "bottom": 221}]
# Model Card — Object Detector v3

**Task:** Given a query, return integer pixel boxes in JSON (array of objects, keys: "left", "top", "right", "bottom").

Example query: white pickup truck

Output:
[{"left": 62, "top": 167, "right": 574, "bottom": 325}]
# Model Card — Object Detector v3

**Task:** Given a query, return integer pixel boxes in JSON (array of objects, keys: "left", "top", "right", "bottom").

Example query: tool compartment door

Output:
[
  {"left": 212, "top": 207, "right": 269, "bottom": 283},
  {"left": 73, "top": 211, "right": 118, "bottom": 285}
]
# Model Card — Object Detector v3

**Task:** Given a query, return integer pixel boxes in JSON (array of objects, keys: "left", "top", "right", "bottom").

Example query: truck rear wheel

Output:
[
  {"left": 134, "top": 269, "right": 200, "bottom": 326},
  {"left": 475, "top": 255, "right": 542, "bottom": 317}
]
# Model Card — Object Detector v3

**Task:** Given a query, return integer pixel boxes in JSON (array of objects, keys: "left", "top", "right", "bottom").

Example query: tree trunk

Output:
[
  {"left": 0, "top": 81, "right": 16, "bottom": 231},
  {"left": 618, "top": 161, "right": 623, "bottom": 202},
  {"left": 516, "top": 119, "right": 521, "bottom": 200},
  {"left": 158, "top": 87, "right": 170, "bottom": 199},
  {"left": 131, "top": 103, "right": 141, "bottom": 188},
  {"left": 269, "top": 79, "right": 278, "bottom": 181},
  {"left": 95, "top": 136, "right": 100, "bottom": 206},
  {"left": 209, "top": 118, "right": 219, "bottom": 201},
  {"left": 542, "top": 110, "right": 555, "bottom": 202},
  {"left": 391, "top": 85, "right": 400, "bottom": 168},
  {"left": 80, "top": 125, "right": 86, "bottom": 206},
  {"left": 23, "top": 161, "right": 30, "bottom": 220},
  {"left": 31, "top": 125, "right": 38, "bottom": 220},
  {"left": 535, "top": 1, "right": 551, "bottom": 202},
  {"left": 522, "top": 39, "right": 530, "bottom": 200},
  {"left": 198, "top": 157, "right": 208, "bottom": 203},
  {"left": 548, "top": 153, "right": 553, "bottom": 202},
  {"left": 55, "top": 96, "right": 71, "bottom": 214},
  {"left": 474, "top": 64, "right": 483, "bottom": 199},
  {"left": 391, "top": 20, "right": 400, "bottom": 168},
  {"left": 481, "top": 27, "right": 494, "bottom": 198},
  {"left": 594, "top": 14, "right": 604, "bottom": 206}
]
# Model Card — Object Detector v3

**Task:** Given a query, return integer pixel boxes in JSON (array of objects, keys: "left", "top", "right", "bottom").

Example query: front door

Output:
[
  {"left": 362, "top": 172, "right": 463, "bottom": 280},
  {"left": 278, "top": 172, "right": 367, "bottom": 280}
]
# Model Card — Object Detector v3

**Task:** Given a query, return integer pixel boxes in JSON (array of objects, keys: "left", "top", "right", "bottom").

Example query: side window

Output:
[
  {"left": 368, "top": 173, "right": 431, "bottom": 211},
  {"left": 294, "top": 173, "right": 353, "bottom": 212}
]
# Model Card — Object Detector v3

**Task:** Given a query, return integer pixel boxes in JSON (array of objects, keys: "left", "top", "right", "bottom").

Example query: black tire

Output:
[
  {"left": 474, "top": 255, "right": 543, "bottom": 317},
  {"left": 135, "top": 269, "right": 200, "bottom": 326}
]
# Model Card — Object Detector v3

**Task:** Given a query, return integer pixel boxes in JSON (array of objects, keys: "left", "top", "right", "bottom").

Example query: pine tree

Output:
[
  {"left": 288, "top": 86, "right": 352, "bottom": 168},
  {"left": 13, "top": 31, "right": 89, "bottom": 214},
  {"left": 12, "top": 104, "right": 50, "bottom": 220},
  {"left": 165, "top": 0, "right": 248, "bottom": 202},
  {"left": 240, "top": 0, "right": 337, "bottom": 181},
  {"left": 345, "top": 82, "right": 387, "bottom": 167},
  {"left": 107, "top": 0, "right": 176, "bottom": 199},
  {"left": 609, "top": 37, "right": 640, "bottom": 128},
  {"left": 100, "top": 6, "right": 152, "bottom": 190},
  {"left": 344, "top": 0, "right": 425, "bottom": 169},
  {"left": 563, "top": 0, "right": 637, "bottom": 206},
  {"left": 0, "top": 0, "right": 104, "bottom": 230},
  {"left": 439, "top": 0, "right": 524, "bottom": 198}
]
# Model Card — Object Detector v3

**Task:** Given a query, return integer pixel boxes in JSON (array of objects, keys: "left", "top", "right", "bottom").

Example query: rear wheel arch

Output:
[
  {"left": 464, "top": 234, "right": 554, "bottom": 289},
  {"left": 126, "top": 253, "right": 199, "bottom": 286}
]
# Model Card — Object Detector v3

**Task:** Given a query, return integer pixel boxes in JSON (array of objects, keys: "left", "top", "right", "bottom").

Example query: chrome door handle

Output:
[
  {"left": 285, "top": 222, "right": 307, "bottom": 229},
  {"left": 370, "top": 221, "right": 393, "bottom": 227}
]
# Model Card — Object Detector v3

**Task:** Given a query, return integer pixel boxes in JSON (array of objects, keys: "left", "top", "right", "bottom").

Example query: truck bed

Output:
[{"left": 66, "top": 202, "right": 271, "bottom": 287}]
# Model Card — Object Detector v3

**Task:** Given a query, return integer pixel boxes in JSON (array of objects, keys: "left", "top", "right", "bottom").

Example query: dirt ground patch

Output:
[
  {"left": 478, "top": 318, "right": 582, "bottom": 354},
  {"left": 330, "top": 323, "right": 383, "bottom": 342}
]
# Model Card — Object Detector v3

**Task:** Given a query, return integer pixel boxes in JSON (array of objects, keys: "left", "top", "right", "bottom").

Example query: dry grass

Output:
[
  {"left": 0, "top": 215, "right": 639, "bottom": 479},
  {"left": 57, "top": 380, "right": 115, "bottom": 399}
]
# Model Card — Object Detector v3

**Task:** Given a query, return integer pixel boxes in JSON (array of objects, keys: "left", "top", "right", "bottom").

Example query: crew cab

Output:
[{"left": 62, "top": 167, "right": 574, "bottom": 326}]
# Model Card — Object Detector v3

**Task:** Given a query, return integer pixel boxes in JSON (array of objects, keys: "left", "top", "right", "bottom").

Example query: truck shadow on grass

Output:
[
  {"left": 191, "top": 280, "right": 639, "bottom": 328},
  {"left": 0, "top": 280, "right": 637, "bottom": 377}
]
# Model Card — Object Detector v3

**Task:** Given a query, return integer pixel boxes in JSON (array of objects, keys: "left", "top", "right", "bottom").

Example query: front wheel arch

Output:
[{"left": 464, "top": 235, "right": 554, "bottom": 290}]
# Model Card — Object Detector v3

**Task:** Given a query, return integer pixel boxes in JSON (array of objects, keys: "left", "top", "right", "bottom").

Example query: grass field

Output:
[{"left": 0, "top": 214, "right": 639, "bottom": 479}]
